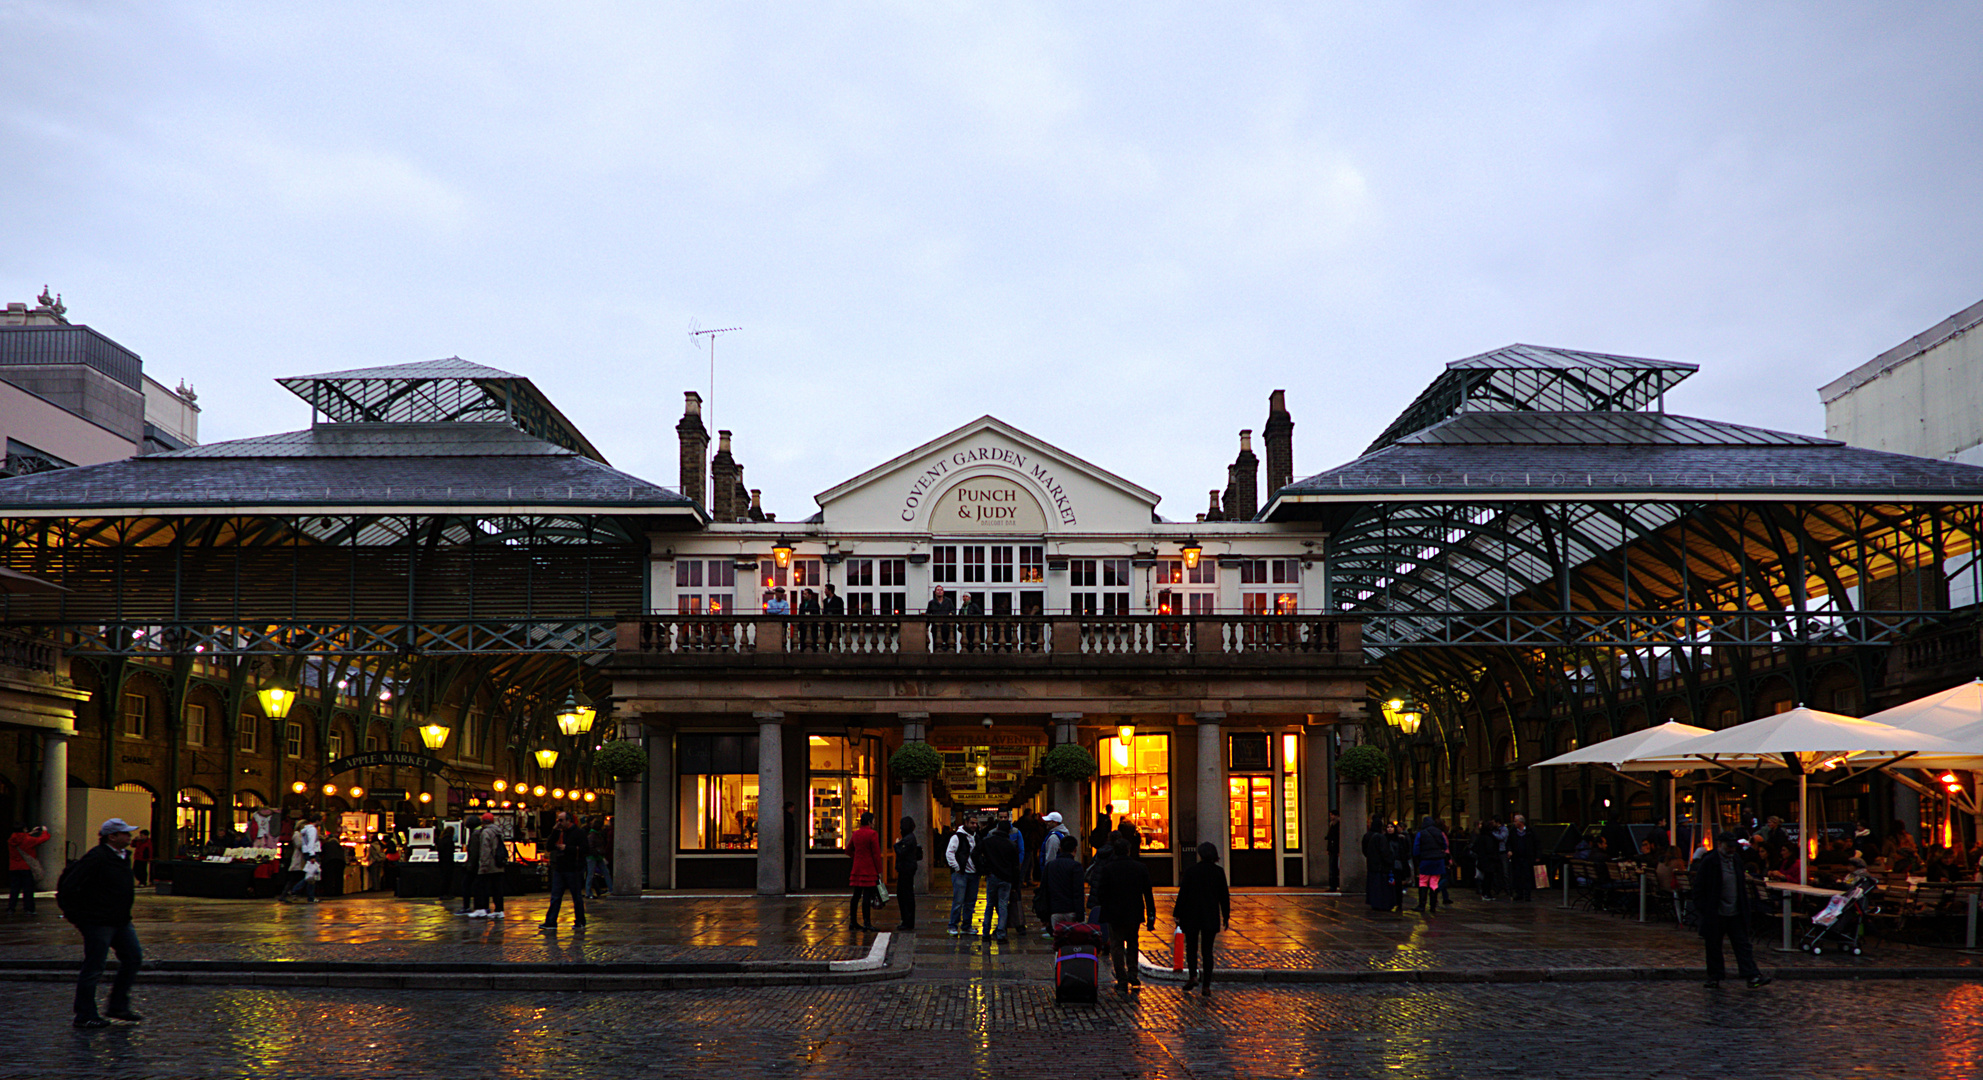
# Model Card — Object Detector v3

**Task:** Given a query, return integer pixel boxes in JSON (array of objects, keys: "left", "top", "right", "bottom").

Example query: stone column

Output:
[
  {"left": 644, "top": 722, "right": 675, "bottom": 891},
  {"left": 755, "top": 713, "right": 785, "bottom": 896},
  {"left": 41, "top": 732, "right": 69, "bottom": 870},
  {"left": 1195, "top": 714, "right": 1227, "bottom": 862},
  {"left": 1304, "top": 727, "right": 1334, "bottom": 891},
  {"left": 900, "top": 714, "right": 930, "bottom": 895},
  {"left": 1335, "top": 723, "right": 1367, "bottom": 896},
  {"left": 1050, "top": 714, "right": 1083, "bottom": 845}
]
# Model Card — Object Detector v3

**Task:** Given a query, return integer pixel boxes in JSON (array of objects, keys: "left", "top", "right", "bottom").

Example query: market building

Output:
[{"left": 610, "top": 399, "right": 1364, "bottom": 891}]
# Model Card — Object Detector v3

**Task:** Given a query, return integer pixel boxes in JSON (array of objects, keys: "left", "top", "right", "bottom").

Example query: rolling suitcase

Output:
[
  {"left": 1055, "top": 945, "right": 1100, "bottom": 1002},
  {"left": 1053, "top": 922, "right": 1103, "bottom": 1003}
]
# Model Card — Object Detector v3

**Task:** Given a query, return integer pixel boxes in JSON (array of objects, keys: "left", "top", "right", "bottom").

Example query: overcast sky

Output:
[{"left": 5, "top": 2, "right": 1982, "bottom": 519}]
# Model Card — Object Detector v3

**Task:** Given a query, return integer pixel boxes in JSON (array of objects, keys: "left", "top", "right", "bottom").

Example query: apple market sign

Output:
[{"left": 900, "top": 446, "right": 1077, "bottom": 528}]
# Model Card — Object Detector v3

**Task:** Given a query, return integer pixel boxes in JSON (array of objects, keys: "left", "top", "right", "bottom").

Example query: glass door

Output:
[
  {"left": 932, "top": 543, "right": 1045, "bottom": 615},
  {"left": 1227, "top": 773, "right": 1277, "bottom": 886}
]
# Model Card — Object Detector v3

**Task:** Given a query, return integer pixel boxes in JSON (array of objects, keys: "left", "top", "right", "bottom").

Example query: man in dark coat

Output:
[
  {"left": 1092, "top": 836, "right": 1156, "bottom": 995},
  {"left": 1043, "top": 843, "right": 1085, "bottom": 927},
  {"left": 975, "top": 819, "right": 1021, "bottom": 940},
  {"left": 435, "top": 820, "right": 457, "bottom": 905},
  {"left": 1691, "top": 831, "right": 1773, "bottom": 989},
  {"left": 1016, "top": 809, "right": 1046, "bottom": 885},
  {"left": 1173, "top": 842, "right": 1231, "bottom": 996},
  {"left": 1507, "top": 814, "right": 1538, "bottom": 901},
  {"left": 57, "top": 818, "right": 143, "bottom": 1028}
]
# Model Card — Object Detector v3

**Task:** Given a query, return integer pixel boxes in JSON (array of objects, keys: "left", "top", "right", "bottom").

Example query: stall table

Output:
[{"left": 158, "top": 860, "right": 283, "bottom": 899}]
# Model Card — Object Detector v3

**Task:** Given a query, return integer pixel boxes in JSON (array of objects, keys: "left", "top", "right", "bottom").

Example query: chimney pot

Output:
[
  {"left": 1239, "top": 429, "right": 1253, "bottom": 453},
  {"left": 684, "top": 391, "right": 702, "bottom": 415}
]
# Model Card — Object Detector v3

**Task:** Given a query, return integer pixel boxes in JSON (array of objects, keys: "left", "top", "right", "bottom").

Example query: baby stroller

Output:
[{"left": 1799, "top": 874, "right": 1878, "bottom": 956}]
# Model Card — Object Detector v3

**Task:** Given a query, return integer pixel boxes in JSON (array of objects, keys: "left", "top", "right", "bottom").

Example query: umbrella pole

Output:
[{"left": 1799, "top": 771, "right": 1810, "bottom": 887}]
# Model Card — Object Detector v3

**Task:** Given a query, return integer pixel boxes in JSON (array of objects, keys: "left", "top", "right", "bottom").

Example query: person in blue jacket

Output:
[{"left": 1412, "top": 816, "right": 1450, "bottom": 916}]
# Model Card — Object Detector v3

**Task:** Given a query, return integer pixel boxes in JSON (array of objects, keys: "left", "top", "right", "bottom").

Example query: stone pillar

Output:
[
  {"left": 1195, "top": 714, "right": 1227, "bottom": 861},
  {"left": 1050, "top": 714, "right": 1083, "bottom": 845},
  {"left": 900, "top": 714, "right": 930, "bottom": 895},
  {"left": 1335, "top": 724, "right": 1367, "bottom": 896},
  {"left": 755, "top": 713, "right": 785, "bottom": 895},
  {"left": 41, "top": 733, "right": 69, "bottom": 869},
  {"left": 643, "top": 723, "right": 675, "bottom": 891},
  {"left": 1304, "top": 727, "right": 1334, "bottom": 890}
]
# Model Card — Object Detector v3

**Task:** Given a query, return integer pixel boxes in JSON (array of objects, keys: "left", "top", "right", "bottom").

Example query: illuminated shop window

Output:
[{"left": 1099, "top": 733, "right": 1170, "bottom": 851}]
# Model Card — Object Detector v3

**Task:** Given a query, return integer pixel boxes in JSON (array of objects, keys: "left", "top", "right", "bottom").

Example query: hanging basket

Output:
[
  {"left": 595, "top": 740, "right": 650, "bottom": 780},
  {"left": 889, "top": 742, "right": 944, "bottom": 782},
  {"left": 1041, "top": 743, "right": 1098, "bottom": 782},
  {"left": 1336, "top": 744, "right": 1387, "bottom": 784}
]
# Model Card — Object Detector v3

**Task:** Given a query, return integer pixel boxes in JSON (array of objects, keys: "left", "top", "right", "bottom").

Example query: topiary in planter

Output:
[
  {"left": 889, "top": 741, "right": 944, "bottom": 782},
  {"left": 1041, "top": 743, "right": 1099, "bottom": 782},
  {"left": 595, "top": 740, "right": 650, "bottom": 780},
  {"left": 1335, "top": 744, "right": 1387, "bottom": 784}
]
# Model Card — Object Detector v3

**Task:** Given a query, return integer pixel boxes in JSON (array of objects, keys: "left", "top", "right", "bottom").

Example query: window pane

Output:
[
  {"left": 1099, "top": 733, "right": 1170, "bottom": 850},
  {"left": 1282, "top": 732, "right": 1301, "bottom": 851}
]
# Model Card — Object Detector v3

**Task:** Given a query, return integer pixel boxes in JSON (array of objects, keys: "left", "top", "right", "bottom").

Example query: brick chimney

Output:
[
  {"left": 1206, "top": 489, "right": 1225, "bottom": 522},
  {"left": 1226, "top": 430, "right": 1258, "bottom": 520},
  {"left": 732, "top": 463, "right": 751, "bottom": 523},
  {"left": 710, "top": 430, "right": 737, "bottom": 521},
  {"left": 677, "top": 392, "right": 709, "bottom": 509},
  {"left": 1263, "top": 389, "right": 1293, "bottom": 498},
  {"left": 747, "top": 489, "right": 766, "bottom": 522}
]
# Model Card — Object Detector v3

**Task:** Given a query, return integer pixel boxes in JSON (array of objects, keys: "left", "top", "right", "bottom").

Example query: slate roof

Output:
[
  {"left": 0, "top": 423, "right": 697, "bottom": 515},
  {"left": 1270, "top": 410, "right": 1983, "bottom": 510}
]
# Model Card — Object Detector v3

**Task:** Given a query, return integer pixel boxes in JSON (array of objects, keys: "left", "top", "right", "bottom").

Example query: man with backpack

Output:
[
  {"left": 944, "top": 816, "right": 979, "bottom": 935},
  {"left": 57, "top": 818, "right": 144, "bottom": 1028}
]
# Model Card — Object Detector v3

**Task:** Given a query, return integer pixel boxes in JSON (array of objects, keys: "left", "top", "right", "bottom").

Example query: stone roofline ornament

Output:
[{"left": 33, "top": 285, "right": 67, "bottom": 319}]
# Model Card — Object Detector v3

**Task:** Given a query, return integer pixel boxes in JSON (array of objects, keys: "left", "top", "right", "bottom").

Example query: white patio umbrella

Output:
[
  {"left": 1530, "top": 722, "right": 1718, "bottom": 846},
  {"left": 1633, "top": 706, "right": 1964, "bottom": 883},
  {"left": 1862, "top": 678, "right": 1983, "bottom": 767}
]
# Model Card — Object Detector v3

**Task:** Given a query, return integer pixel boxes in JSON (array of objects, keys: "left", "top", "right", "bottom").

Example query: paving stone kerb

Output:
[{"left": 0, "top": 930, "right": 911, "bottom": 992}]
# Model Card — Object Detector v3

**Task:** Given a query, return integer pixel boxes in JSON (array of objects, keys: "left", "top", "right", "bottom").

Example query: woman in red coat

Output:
[{"left": 847, "top": 811, "right": 884, "bottom": 932}]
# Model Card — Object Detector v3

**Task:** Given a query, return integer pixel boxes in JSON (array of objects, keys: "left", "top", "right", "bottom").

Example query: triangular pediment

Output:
[{"left": 814, "top": 416, "right": 1160, "bottom": 533}]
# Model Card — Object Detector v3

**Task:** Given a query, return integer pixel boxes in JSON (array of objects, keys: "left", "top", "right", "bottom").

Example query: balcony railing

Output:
[
  {"left": 0, "top": 629, "right": 61, "bottom": 674},
  {"left": 620, "top": 614, "right": 1360, "bottom": 661},
  {"left": 1900, "top": 622, "right": 1982, "bottom": 674}
]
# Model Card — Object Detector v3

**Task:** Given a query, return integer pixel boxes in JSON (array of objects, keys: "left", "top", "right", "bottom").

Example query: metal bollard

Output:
[
  {"left": 1968, "top": 891, "right": 1978, "bottom": 952},
  {"left": 1638, "top": 872, "right": 1647, "bottom": 923}
]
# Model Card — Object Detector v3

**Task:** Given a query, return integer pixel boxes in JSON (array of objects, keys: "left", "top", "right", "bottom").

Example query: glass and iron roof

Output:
[
  {"left": 275, "top": 357, "right": 606, "bottom": 462},
  {"left": 1363, "top": 344, "right": 1696, "bottom": 453}
]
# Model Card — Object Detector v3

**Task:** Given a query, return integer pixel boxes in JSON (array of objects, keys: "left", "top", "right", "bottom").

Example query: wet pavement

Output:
[
  {"left": 3, "top": 886, "right": 1981, "bottom": 1076},
  {"left": 3, "top": 979, "right": 1981, "bottom": 1077},
  {"left": 2, "top": 881, "right": 1976, "bottom": 976}
]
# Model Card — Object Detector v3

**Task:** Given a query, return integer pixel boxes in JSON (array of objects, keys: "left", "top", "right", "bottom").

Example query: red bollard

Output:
[{"left": 1172, "top": 924, "right": 1185, "bottom": 971}]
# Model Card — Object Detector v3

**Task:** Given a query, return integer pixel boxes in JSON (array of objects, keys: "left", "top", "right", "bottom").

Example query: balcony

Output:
[{"left": 614, "top": 614, "right": 1361, "bottom": 668}]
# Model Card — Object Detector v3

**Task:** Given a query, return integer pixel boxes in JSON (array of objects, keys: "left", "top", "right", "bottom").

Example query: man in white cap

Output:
[
  {"left": 55, "top": 818, "right": 144, "bottom": 1028},
  {"left": 1040, "top": 812, "right": 1071, "bottom": 866}
]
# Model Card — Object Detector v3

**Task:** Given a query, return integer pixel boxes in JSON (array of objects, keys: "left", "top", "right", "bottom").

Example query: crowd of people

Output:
[
  {"left": 880, "top": 805, "right": 1231, "bottom": 997},
  {"left": 1359, "top": 813, "right": 1543, "bottom": 914}
]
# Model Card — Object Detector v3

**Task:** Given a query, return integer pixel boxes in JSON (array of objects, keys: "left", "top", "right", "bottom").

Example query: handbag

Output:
[
  {"left": 1533, "top": 864, "right": 1551, "bottom": 889},
  {"left": 875, "top": 880, "right": 890, "bottom": 905}
]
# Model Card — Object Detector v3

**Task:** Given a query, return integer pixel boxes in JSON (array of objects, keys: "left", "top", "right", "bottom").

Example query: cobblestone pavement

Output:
[
  {"left": 6, "top": 889, "right": 1982, "bottom": 1077},
  {"left": 3, "top": 979, "right": 1980, "bottom": 1078}
]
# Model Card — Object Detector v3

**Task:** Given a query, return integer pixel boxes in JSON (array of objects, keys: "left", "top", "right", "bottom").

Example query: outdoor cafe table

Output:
[{"left": 1765, "top": 881, "right": 1840, "bottom": 951}]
